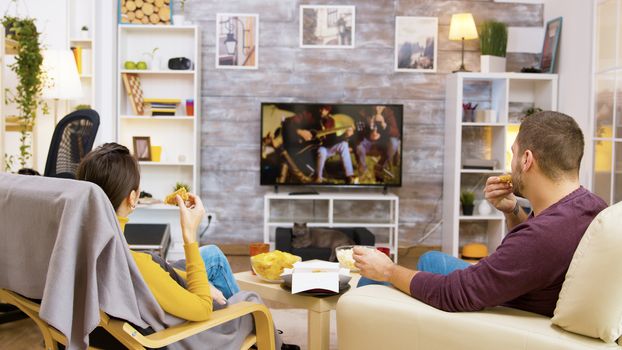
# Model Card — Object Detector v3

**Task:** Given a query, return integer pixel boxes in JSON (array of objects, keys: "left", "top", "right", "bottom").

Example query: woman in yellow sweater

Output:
[{"left": 77, "top": 143, "right": 298, "bottom": 349}]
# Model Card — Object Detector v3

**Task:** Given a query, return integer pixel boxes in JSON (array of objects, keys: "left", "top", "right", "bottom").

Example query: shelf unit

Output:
[
  {"left": 117, "top": 24, "right": 201, "bottom": 260},
  {"left": 0, "top": 27, "right": 5, "bottom": 172},
  {"left": 264, "top": 192, "right": 400, "bottom": 262},
  {"left": 68, "top": 0, "right": 95, "bottom": 111},
  {"left": 592, "top": 0, "right": 622, "bottom": 205},
  {"left": 443, "top": 72, "right": 558, "bottom": 257}
]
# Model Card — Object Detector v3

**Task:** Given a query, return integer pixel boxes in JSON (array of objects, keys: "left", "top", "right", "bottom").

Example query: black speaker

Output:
[{"left": 168, "top": 57, "right": 193, "bottom": 70}]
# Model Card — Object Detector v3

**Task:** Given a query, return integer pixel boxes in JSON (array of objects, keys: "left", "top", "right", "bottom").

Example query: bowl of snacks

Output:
[
  {"left": 335, "top": 245, "right": 375, "bottom": 272},
  {"left": 250, "top": 250, "right": 302, "bottom": 283}
]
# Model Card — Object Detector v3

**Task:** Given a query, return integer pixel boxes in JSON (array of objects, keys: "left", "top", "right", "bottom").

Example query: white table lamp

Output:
[
  {"left": 42, "top": 49, "right": 83, "bottom": 123},
  {"left": 449, "top": 13, "right": 478, "bottom": 72}
]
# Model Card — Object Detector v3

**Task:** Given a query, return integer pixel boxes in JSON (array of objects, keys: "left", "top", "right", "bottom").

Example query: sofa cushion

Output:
[{"left": 552, "top": 201, "right": 622, "bottom": 343}]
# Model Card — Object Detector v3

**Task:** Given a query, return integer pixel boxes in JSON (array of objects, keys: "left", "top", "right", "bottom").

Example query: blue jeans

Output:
[
  {"left": 357, "top": 251, "right": 470, "bottom": 288},
  {"left": 199, "top": 245, "right": 240, "bottom": 299}
]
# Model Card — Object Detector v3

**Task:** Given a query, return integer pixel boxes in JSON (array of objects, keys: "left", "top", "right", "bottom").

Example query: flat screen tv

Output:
[{"left": 261, "top": 103, "right": 403, "bottom": 187}]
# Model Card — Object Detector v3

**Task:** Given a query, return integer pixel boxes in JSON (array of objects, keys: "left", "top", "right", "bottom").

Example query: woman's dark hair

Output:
[{"left": 76, "top": 143, "right": 140, "bottom": 211}]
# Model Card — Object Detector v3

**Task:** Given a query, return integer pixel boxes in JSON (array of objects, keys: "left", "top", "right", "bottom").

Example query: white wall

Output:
[{"left": 544, "top": 0, "right": 594, "bottom": 187}]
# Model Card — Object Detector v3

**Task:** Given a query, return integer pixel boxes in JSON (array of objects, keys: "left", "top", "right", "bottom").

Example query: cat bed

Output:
[{"left": 275, "top": 227, "right": 375, "bottom": 261}]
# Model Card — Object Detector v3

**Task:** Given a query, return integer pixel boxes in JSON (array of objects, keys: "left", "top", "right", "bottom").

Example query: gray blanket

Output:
[{"left": 0, "top": 173, "right": 280, "bottom": 349}]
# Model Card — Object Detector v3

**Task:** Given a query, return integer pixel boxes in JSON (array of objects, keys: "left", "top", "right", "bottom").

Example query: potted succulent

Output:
[
  {"left": 460, "top": 190, "right": 475, "bottom": 216},
  {"left": 479, "top": 21, "right": 508, "bottom": 73}
]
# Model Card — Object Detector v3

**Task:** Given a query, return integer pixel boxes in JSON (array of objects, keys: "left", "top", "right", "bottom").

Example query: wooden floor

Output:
[{"left": 0, "top": 245, "right": 432, "bottom": 349}]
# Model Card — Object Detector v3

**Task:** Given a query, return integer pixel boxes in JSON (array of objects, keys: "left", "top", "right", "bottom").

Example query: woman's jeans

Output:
[
  {"left": 357, "top": 251, "right": 470, "bottom": 287},
  {"left": 199, "top": 245, "right": 241, "bottom": 299}
]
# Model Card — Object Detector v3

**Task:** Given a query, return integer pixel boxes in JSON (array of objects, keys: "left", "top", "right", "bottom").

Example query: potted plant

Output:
[
  {"left": 460, "top": 190, "right": 475, "bottom": 216},
  {"left": 479, "top": 21, "right": 508, "bottom": 73},
  {"left": 2, "top": 16, "right": 45, "bottom": 170},
  {"left": 80, "top": 25, "right": 89, "bottom": 39}
]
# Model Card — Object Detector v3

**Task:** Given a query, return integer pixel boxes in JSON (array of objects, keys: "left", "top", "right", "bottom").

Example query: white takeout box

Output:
[{"left": 284, "top": 260, "right": 349, "bottom": 294}]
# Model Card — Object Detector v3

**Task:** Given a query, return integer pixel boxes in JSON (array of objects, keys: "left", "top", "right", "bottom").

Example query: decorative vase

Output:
[
  {"left": 150, "top": 55, "right": 161, "bottom": 71},
  {"left": 462, "top": 204, "right": 474, "bottom": 216},
  {"left": 173, "top": 14, "right": 185, "bottom": 26},
  {"left": 480, "top": 55, "right": 506, "bottom": 73},
  {"left": 477, "top": 200, "right": 493, "bottom": 216}
]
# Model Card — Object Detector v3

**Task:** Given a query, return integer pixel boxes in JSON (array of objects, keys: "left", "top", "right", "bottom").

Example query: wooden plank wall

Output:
[{"left": 183, "top": 0, "right": 542, "bottom": 246}]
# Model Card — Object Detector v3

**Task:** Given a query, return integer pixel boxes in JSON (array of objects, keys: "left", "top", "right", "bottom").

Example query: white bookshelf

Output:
[
  {"left": 68, "top": 0, "right": 95, "bottom": 111},
  {"left": 117, "top": 24, "right": 201, "bottom": 260},
  {"left": 264, "top": 192, "right": 400, "bottom": 262},
  {"left": 443, "top": 72, "right": 558, "bottom": 257},
  {"left": 592, "top": 0, "right": 622, "bottom": 205}
]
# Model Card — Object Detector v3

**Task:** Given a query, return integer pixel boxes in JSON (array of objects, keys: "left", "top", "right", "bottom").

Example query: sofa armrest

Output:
[
  {"left": 337, "top": 285, "right": 612, "bottom": 350},
  {"left": 353, "top": 228, "right": 375, "bottom": 246},
  {"left": 275, "top": 227, "right": 293, "bottom": 253}
]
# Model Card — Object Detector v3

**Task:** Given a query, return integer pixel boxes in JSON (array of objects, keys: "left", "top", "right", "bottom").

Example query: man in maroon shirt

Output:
[{"left": 353, "top": 111, "right": 607, "bottom": 317}]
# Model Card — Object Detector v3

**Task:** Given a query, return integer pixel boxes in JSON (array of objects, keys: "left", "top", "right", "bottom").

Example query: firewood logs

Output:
[{"left": 120, "top": 0, "right": 171, "bottom": 25}]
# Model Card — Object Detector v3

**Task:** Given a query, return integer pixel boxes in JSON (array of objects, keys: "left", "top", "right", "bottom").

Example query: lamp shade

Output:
[
  {"left": 449, "top": 13, "right": 478, "bottom": 41},
  {"left": 42, "top": 49, "right": 82, "bottom": 100}
]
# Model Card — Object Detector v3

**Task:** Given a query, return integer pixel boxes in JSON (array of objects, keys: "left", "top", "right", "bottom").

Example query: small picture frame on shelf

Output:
[
  {"left": 539, "top": 17, "right": 562, "bottom": 74},
  {"left": 118, "top": 0, "right": 172, "bottom": 25},
  {"left": 133, "top": 136, "right": 152, "bottom": 161},
  {"left": 300, "top": 5, "right": 355, "bottom": 48}
]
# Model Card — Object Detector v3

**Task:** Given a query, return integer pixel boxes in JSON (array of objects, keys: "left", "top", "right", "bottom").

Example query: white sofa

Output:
[{"left": 337, "top": 285, "right": 621, "bottom": 350}]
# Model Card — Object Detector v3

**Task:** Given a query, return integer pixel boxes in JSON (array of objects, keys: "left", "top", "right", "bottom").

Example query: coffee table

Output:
[{"left": 234, "top": 270, "right": 360, "bottom": 350}]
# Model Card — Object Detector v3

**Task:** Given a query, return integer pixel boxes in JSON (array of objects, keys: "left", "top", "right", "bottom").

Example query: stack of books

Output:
[{"left": 143, "top": 98, "right": 181, "bottom": 116}]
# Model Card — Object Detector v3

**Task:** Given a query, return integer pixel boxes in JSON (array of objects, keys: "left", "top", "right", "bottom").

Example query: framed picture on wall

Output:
[
  {"left": 300, "top": 5, "right": 355, "bottom": 48},
  {"left": 539, "top": 17, "right": 563, "bottom": 74},
  {"left": 216, "top": 13, "right": 259, "bottom": 69},
  {"left": 394, "top": 16, "right": 438, "bottom": 73},
  {"left": 133, "top": 136, "right": 152, "bottom": 161}
]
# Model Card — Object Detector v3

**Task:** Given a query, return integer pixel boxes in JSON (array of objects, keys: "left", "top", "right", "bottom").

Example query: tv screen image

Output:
[{"left": 261, "top": 103, "right": 403, "bottom": 187}]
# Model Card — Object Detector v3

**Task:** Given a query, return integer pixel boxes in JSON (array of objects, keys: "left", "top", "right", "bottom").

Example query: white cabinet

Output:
[
  {"left": 116, "top": 25, "right": 201, "bottom": 260},
  {"left": 263, "top": 192, "right": 399, "bottom": 262},
  {"left": 443, "top": 72, "right": 558, "bottom": 257},
  {"left": 592, "top": 0, "right": 622, "bottom": 205}
]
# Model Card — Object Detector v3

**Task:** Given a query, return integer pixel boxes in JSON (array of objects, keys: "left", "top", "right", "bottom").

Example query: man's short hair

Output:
[{"left": 516, "top": 111, "right": 584, "bottom": 180}]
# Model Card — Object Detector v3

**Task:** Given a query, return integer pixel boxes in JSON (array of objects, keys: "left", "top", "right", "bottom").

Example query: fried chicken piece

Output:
[
  {"left": 164, "top": 187, "right": 189, "bottom": 205},
  {"left": 498, "top": 174, "right": 512, "bottom": 184}
]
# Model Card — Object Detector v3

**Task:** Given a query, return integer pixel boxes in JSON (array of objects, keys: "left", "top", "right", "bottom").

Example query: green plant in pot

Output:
[
  {"left": 2, "top": 16, "right": 46, "bottom": 170},
  {"left": 479, "top": 21, "right": 508, "bottom": 73},
  {"left": 460, "top": 190, "right": 475, "bottom": 216}
]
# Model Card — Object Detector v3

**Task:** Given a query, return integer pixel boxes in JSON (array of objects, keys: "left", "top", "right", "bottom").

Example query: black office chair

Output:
[{"left": 43, "top": 109, "right": 100, "bottom": 178}]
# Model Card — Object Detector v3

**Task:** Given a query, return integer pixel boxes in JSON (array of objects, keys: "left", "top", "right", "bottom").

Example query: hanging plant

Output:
[{"left": 2, "top": 16, "right": 46, "bottom": 169}]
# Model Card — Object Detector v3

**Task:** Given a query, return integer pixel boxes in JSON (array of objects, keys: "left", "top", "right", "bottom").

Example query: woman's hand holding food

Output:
[{"left": 176, "top": 193, "right": 206, "bottom": 244}]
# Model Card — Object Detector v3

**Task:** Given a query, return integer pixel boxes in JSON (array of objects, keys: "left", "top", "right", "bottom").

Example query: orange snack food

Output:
[
  {"left": 164, "top": 187, "right": 189, "bottom": 205},
  {"left": 498, "top": 174, "right": 512, "bottom": 184}
]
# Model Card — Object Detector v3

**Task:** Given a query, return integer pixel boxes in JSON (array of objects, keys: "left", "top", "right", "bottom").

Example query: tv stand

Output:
[{"left": 263, "top": 192, "right": 400, "bottom": 262}]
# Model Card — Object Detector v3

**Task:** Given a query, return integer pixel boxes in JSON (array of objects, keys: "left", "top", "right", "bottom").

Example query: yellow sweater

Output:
[{"left": 118, "top": 216, "right": 213, "bottom": 321}]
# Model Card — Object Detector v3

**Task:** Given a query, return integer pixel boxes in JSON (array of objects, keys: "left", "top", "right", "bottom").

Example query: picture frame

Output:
[
  {"left": 539, "top": 17, "right": 563, "bottom": 74},
  {"left": 394, "top": 16, "right": 438, "bottom": 73},
  {"left": 300, "top": 5, "right": 355, "bottom": 48},
  {"left": 216, "top": 13, "right": 259, "bottom": 69},
  {"left": 133, "top": 136, "right": 152, "bottom": 161}
]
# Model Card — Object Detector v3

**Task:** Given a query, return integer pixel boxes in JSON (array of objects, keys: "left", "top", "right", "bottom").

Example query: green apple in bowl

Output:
[
  {"left": 123, "top": 61, "right": 136, "bottom": 70},
  {"left": 136, "top": 61, "right": 148, "bottom": 70}
]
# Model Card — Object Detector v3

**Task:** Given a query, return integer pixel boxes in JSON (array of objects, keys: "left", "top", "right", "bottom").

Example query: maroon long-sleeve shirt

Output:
[{"left": 410, "top": 187, "right": 607, "bottom": 317}]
